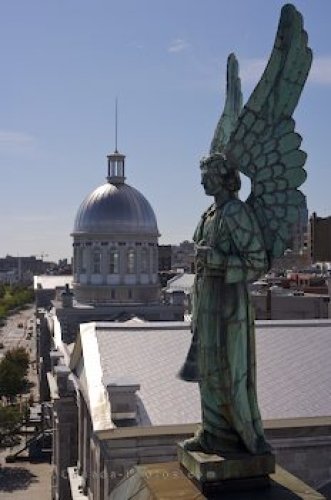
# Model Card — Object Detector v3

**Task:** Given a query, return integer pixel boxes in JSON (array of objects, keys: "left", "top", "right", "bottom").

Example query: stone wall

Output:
[
  {"left": 92, "top": 425, "right": 331, "bottom": 497},
  {"left": 252, "top": 294, "right": 329, "bottom": 319},
  {"left": 267, "top": 424, "right": 331, "bottom": 491},
  {"left": 70, "top": 426, "right": 331, "bottom": 500}
]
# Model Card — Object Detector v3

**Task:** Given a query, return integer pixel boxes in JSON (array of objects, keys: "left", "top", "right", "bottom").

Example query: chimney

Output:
[
  {"left": 61, "top": 283, "right": 73, "bottom": 308},
  {"left": 103, "top": 376, "right": 140, "bottom": 421},
  {"left": 50, "top": 349, "right": 64, "bottom": 372},
  {"left": 54, "top": 365, "right": 71, "bottom": 397},
  {"left": 170, "top": 290, "right": 185, "bottom": 305}
]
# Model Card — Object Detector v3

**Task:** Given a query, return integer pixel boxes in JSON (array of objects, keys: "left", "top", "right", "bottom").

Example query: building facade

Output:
[{"left": 309, "top": 212, "right": 331, "bottom": 262}]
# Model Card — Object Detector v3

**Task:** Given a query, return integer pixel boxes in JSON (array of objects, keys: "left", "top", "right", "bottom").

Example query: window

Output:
[
  {"left": 153, "top": 248, "right": 158, "bottom": 272},
  {"left": 92, "top": 249, "right": 102, "bottom": 274},
  {"left": 81, "top": 247, "right": 87, "bottom": 273},
  {"left": 75, "top": 247, "right": 84, "bottom": 274},
  {"left": 127, "top": 248, "right": 136, "bottom": 274},
  {"left": 111, "top": 290, "right": 115, "bottom": 300},
  {"left": 73, "top": 247, "right": 78, "bottom": 275},
  {"left": 141, "top": 247, "right": 148, "bottom": 273},
  {"left": 109, "top": 248, "right": 119, "bottom": 274}
]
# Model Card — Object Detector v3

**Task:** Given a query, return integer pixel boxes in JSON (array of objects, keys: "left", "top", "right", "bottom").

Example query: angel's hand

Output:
[
  {"left": 195, "top": 245, "right": 212, "bottom": 267},
  {"left": 195, "top": 245, "right": 227, "bottom": 273}
]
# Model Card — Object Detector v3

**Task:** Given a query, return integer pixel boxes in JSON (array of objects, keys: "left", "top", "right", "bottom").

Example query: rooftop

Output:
[
  {"left": 34, "top": 275, "right": 73, "bottom": 290},
  {"left": 166, "top": 273, "right": 194, "bottom": 293},
  {"left": 71, "top": 319, "right": 331, "bottom": 431}
]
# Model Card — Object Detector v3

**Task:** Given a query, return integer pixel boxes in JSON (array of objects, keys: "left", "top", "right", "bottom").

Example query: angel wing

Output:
[
  {"left": 210, "top": 53, "right": 243, "bottom": 154},
  {"left": 225, "top": 4, "right": 312, "bottom": 263}
]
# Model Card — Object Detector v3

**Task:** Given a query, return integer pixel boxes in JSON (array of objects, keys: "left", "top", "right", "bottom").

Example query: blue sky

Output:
[{"left": 0, "top": 0, "right": 330, "bottom": 261}]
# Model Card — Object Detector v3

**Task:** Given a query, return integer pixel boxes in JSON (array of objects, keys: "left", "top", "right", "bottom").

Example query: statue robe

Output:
[{"left": 187, "top": 197, "right": 270, "bottom": 454}]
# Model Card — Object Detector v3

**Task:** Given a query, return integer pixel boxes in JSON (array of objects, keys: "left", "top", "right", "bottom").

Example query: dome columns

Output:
[
  {"left": 72, "top": 237, "right": 159, "bottom": 304},
  {"left": 107, "top": 152, "right": 126, "bottom": 185}
]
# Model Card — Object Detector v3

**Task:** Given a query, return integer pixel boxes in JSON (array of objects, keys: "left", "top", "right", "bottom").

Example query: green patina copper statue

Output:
[{"left": 179, "top": 4, "right": 312, "bottom": 455}]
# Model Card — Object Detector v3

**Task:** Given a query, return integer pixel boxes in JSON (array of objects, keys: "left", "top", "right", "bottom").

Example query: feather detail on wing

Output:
[
  {"left": 210, "top": 53, "right": 243, "bottom": 154},
  {"left": 225, "top": 4, "right": 312, "bottom": 262}
]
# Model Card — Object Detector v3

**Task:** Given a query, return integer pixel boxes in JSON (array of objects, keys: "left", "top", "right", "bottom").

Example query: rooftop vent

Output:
[
  {"left": 103, "top": 375, "right": 140, "bottom": 421},
  {"left": 54, "top": 365, "right": 71, "bottom": 397},
  {"left": 50, "top": 349, "right": 64, "bottom": 372}
]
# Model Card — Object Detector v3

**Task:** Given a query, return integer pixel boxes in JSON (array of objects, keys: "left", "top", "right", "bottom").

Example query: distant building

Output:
[
  {"left": 289, "top": 197, "right": 308, "bottom": 254},
  {"left": 0, "top": 269, "right": 17, "bottom": 284},
  {"left": 163, "top": 272, "right": 194, "bottom": 312},
  {"left": 72, "top": 150, "right": 160, "bottom": 305},
  {"left": 34, "top": 275, "right": 74, "bottom": 308},
  {"left": 252, "top": 291, "right": 329, "bottom": 320},
  {"left": 161, "top": 272, "right": 330, "bottom": 320},
  {"left": 158, "top": 241, "right": 194, "bottom": 273},
  {"left": 171, "top": 240, "right": 194, "bottom": 272},
  {"left": 158, "top": 244, "right": 172, "bottom": 271},
  {"left": 271, "top": 250, "right": 310, "bottom": 272},
  {"left": 309, "top": 212, "right": 331, "bottom": 262},
  {"left": 0, "top": 255, "right": 51, "bottom": 283}
]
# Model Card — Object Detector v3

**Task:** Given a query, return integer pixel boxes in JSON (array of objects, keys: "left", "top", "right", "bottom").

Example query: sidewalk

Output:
[
  {"left": 0, "top": 306, "right": 52, "bottom": 499},
  {"left": 0, "top": 457, "right": 52, "bottom": 499}
]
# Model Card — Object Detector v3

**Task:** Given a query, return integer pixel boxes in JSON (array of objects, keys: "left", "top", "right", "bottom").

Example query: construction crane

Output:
[{"left": 34, "top": 252, "right": 49, "bottom": 262}]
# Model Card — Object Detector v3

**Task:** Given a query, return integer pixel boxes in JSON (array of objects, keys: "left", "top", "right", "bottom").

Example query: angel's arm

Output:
[{"left": 195, "top": 201, "right": 268, "bottom": 282}]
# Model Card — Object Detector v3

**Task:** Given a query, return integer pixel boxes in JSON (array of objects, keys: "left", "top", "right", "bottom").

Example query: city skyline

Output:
[{"left": 0, "top": 1, "right": 330, "bottom": 260}]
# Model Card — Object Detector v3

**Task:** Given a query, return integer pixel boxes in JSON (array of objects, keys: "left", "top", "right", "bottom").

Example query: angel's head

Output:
[{"left": 200, "top": 153, "right": 241, "bottom": 197}]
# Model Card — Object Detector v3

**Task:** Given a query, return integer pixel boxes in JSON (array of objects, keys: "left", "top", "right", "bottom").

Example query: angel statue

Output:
[{"left": 179, "top": 4, "right": 312, "bottom": 455}]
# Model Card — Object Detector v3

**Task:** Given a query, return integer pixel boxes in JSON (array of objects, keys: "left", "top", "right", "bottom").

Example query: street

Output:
[
  {"left": 0, "top": 304, "right": 52, "bottom": 499},
  {"left": 0, "top": 305, "right": 38, "bottom": 400}
]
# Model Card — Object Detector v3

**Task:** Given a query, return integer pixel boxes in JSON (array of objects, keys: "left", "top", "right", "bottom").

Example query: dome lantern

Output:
[{"left": 107, "top": 151, "right": 126, "bottom": 185}]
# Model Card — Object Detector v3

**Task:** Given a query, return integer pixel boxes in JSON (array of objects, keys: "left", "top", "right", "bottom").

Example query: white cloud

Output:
[
  {"left": 168, "top": 38, "right": 189, "bottom": 53},
  {"left": 0, "top": 131, "right": 35, "bottom": 145},
  {"left": 0, "top": 130, "right": 37, "bottom": 156}
]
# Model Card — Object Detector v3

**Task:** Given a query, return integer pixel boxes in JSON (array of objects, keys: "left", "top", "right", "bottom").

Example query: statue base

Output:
[
  {"left": 109, "top": 461, "right": 325, "bottom": 499},
  {"left": 177, "top": 442, "right": 275, "bottom": 493}
]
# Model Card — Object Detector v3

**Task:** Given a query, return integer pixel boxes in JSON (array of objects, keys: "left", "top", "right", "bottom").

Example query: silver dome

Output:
[{"left": 73, "top": 182, "right": 159, "bottom": 236}]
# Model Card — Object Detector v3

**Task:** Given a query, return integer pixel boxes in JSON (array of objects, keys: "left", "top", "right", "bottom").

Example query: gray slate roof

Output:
[
  {"left": 256, "top": 321, "right": 331, "bottom": 419},
  {"left": 166, "top": 273, "right": 194, "bottom": 293},
  {"left": 96, "top": 323, "right": 199, "bottom": 426},
  {"left": 93, "top": 319, "right": 331, "bottom": 427}
]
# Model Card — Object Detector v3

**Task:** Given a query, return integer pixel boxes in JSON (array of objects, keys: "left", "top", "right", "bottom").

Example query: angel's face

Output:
[{"left": 200, "top": 156, "right": 227, "bottom": 196}]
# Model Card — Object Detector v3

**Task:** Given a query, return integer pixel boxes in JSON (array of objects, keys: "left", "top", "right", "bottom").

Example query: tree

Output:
[
  {"left": 0, "top": 348, "right": 30, "bottom": 401},
  {"left": 0, "top": 284, "right": 34, "bottom": 320},
  {"left": 0, "top": 358, "right": 27, "bottom": 400},
  {"left": 0, "top": 405, "right": 24, "bottom": 448},
  {"left": 4, "top": 347, "right": 29, "bottom": 379}
]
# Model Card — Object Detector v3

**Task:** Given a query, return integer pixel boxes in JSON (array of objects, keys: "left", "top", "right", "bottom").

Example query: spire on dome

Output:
[{"left": 107, "top": 98, "right": 126, "bottom": 184}]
